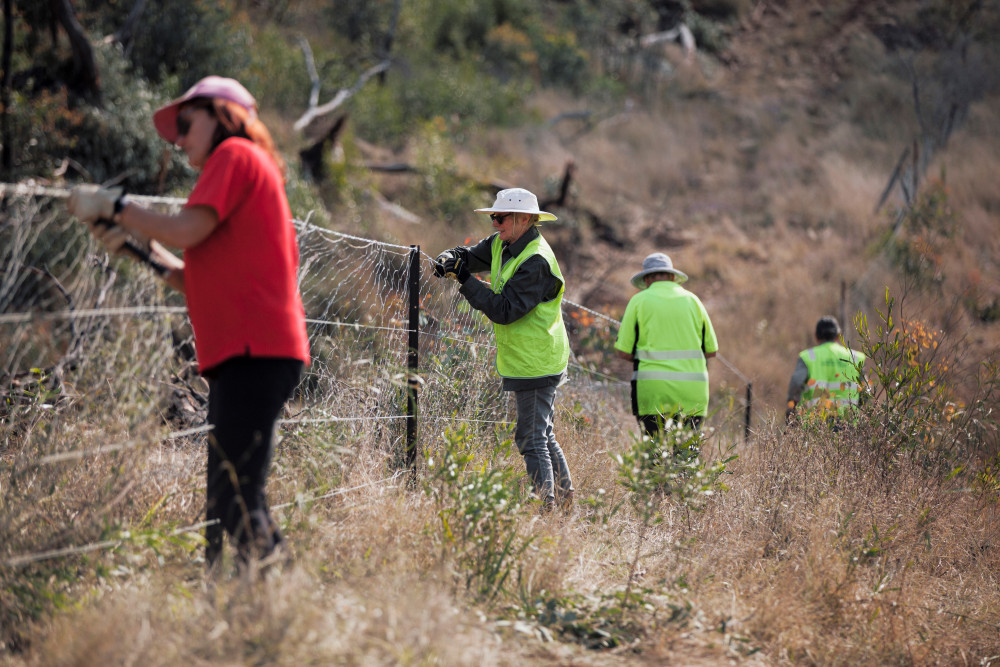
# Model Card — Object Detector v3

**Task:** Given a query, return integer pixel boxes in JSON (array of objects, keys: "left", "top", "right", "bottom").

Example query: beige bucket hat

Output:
[{"left": 474, "top": 188, "right": 557, "bottom": 222}]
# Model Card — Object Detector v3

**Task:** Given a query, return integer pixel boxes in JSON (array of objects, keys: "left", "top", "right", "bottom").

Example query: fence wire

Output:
[
  {"left": 1, "top": 183, "right": 755, "bottom": 570},
  {"left": 0, "top": 185, "right": 749, "bottom": 451}
]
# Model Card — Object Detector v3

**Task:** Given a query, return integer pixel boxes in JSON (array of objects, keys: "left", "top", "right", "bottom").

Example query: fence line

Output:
[
  {"left": 3, "top": 472, "right": 405, "bottom": 568},
  {"left": 0, "top": 306, "right": 188, "bottom": 325},
  {"left": 0, "top": 180, "right": 753, "bottom": 388},
  {"left": 1, "top": 182, "right": 758, "bottom": 569}
]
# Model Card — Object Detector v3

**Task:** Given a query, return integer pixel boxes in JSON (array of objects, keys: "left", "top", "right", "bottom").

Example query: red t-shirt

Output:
[{"left": 183, "top": 137, "right": 310, "bottom": 374}]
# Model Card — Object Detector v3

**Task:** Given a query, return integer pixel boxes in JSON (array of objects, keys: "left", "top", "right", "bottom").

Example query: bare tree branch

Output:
[
  {"left": 298, "top": 36, "right": 320, "bottom": 112},
  {"left": 639, "top": 23, "right": 696, "bottom": 62},
  {"left": 874, "top": 146, "right": 909, "bottom": 214},
  {"left": 113, "top": 0, "right": 148, "bottom": 57},
  {"left": 51, "top": 0, "right": 101, "bottom": 104},
  {"left": 294, "top": 59, "right": 390, "bottom": 132}
]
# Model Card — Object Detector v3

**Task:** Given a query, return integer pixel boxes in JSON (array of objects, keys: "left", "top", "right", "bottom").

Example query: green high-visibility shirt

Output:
[
  {"left": 614, "top": 281, "right": 718, "bottom": 417},
  {"left": 799, "top": 341, "right": 865, "bottom": 414},
  {"left": 489, "top": 234, "right": 569, "bottom": 379}
]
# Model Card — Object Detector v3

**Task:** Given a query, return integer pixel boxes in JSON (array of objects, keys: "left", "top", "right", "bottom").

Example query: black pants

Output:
[
  {"left": 637, "top": 413, "right": 703, "bottom": 439},
  {"left": 204, "top": 357, "right": 302, "bottom": 568}
]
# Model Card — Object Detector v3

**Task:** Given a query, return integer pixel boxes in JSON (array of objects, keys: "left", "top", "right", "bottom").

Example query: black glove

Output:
[
  {"left": 442, "top": 255, "right": 471, "bottom": 284},
  {"left": 433, "top": 250, "right": 455, "bottom": 278}
]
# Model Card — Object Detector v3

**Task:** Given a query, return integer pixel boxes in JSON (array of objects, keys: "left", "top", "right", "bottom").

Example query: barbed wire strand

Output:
[
  {"left": 38, "top": 425, "right": 214, "bottom": 464},
  {"left": 3, "top": 472, "right": 404, "bottom": 568},
  {"left": 0, "top": 183, "right": 753, "bottom": 384},
  {"left": 0, "top": 306, "right": 188, "bottom": 325}
]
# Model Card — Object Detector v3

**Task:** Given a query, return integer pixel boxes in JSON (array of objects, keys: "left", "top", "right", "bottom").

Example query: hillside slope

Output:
[{"left": 356, "top": 0, "right": 1000, "bottom": 417}]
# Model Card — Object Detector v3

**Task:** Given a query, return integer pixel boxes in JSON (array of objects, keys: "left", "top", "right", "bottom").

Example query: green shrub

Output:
[
  {"left": 855, "top": 290, "right": 1000, "bottom": 474},
  {"left": 351, "top": 61, "right": 526, "bottom": 145},
  {"left": 423, "top": 424, "right": 533, "bottom": 603},
  {"left": 412, "top": 119, "right": 482, "bottom": 225},
  {"left": 879, "top": 178, "right": 958, "bottom": 287},
  {"left": 239, "top": 26, "right": 314, "bottom": 115},
  {"left": 8, "top": 44, "right": 189, "bottom": 192},
  {"left": 613, "top": 425, "right": 734, "bottom": 606},
  {"left": 80, "top": 0, "right": 251, "bottom": 89}
]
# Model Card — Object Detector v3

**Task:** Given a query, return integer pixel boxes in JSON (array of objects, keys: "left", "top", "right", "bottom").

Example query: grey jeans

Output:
[{"left": 514, "top": 386, "right": 573, "bottom": 502}]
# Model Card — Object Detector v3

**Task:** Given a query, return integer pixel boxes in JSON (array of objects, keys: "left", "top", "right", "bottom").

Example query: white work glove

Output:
[{"left": 67, "top": 184, "right": 124, "bottom": 224}]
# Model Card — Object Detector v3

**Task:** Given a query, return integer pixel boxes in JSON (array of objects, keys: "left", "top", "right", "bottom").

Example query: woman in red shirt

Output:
[{"left": 68, "top": 76, "right": 309, "bottom": 573}]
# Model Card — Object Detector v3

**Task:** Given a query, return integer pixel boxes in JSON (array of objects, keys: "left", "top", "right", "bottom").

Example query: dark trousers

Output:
[
  {"left": 513, "top": 386, "right": 573, "bottom": 504},
  {"left": 637, "top": 413, "right": 703, "bottom": 440},
  {"left": 204, "top": 357, "right": 302, "bottom": 568}
]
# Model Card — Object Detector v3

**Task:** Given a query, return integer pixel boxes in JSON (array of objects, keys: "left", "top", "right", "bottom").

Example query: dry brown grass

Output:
[
  {"left": 5, "top": 2, "right": 1000, "bottom": 663},
  {"left": 5, "top": 363, "right": 999, "bottom": 665}
]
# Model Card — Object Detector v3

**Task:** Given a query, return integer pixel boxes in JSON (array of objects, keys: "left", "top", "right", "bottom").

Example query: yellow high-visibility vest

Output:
[
  {"left": 614, "top": 281, "right": 718, "bottom": 417},
  {"left": 800, "top": 341, "right": 866, "bottom": 414},
  {"left": 489, "top": 234, "right": 569, "bottom": 379}
]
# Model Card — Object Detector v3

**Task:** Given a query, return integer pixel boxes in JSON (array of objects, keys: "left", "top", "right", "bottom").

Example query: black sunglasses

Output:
[
  {"left": 175, "top": 104, "right": 213, "bottom": 137},
  {"left": 490, "top": 213, "right": 513, "bottom": 224}
]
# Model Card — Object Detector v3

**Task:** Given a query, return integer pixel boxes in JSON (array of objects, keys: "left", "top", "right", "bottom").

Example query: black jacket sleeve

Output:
[{"left": 459, "top": 255, "right": 561, "bottom": 325}]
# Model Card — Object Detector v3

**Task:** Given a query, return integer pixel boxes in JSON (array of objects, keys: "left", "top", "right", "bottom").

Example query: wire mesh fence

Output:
[
  {"left": 1, "top": 184, "right": 755, "bottom": 460},
  {"left": 0, "top": 184, "right": 757, "bottom": 570}
]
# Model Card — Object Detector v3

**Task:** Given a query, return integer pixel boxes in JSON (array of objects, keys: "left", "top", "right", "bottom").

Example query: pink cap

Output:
[{"left": 152, "top": 76, "right": 257, "bottom": 143}]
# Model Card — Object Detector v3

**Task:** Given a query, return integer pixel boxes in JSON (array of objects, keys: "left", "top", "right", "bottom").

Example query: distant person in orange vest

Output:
[{"left": 786, "top": 316, "right": 866, "bottom": 424}]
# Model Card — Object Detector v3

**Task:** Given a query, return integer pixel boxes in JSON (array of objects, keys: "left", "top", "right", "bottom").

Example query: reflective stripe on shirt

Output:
[
  {"left": 635, "top": 349, "right": 706, "bottom": 361},
  {"left": 634, "top": 370, "right": 710, "bottom": 382}
]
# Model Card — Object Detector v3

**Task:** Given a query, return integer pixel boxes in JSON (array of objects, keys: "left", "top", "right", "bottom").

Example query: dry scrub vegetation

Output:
[
  {"left": 4, "top": 0, "right": 1000, "bottom": 664},
  {"left": 3, "top": 338, "right": 998, "bottom": 664}
]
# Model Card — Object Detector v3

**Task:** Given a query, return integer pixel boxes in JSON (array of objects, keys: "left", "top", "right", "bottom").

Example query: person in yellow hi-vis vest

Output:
[
  {"left": 614, "top": 253, "right": 719, "bottom": 438},
  {"left": 433, "top": 188, "right": 573, "bottom": 513},
  {"left": 786, "top": 316, "right": 867, "bottom": 424}
]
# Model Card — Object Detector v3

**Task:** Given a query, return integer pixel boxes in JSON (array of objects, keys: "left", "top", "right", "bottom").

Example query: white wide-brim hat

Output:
[
  {"left": 474, "top": 188, "right": 557, "bottom": 222},
  {"left": 153, "top": 76, "right": 258, "bottom": 144},
  {"left": 630, "top": 252, "right": 688, "bottom": 289}
]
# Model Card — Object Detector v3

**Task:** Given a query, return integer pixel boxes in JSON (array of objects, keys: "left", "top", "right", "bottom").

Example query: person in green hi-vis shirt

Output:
[
  {"left": 615, "top": 253, "right": 719, "bottom": 439},
  {"left": 786, "top": 316, "right": 866, "bottom": 425},
  {"left": 433, "top": 188, "right": 573, "bottom": 513}
]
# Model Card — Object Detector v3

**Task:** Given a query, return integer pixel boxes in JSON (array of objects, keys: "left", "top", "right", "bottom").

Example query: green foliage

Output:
[
  {"left": 616, "top": 424, "right": 733, "bottom": 516},
  {"left": 855, "top": 291, "right": 1000, "bottom": 475},
  {"left": 351, "top": 60, "right": 526, "bottom": 146},
  {"left": 80, "top": 0, "right": 252, "bottom": 88},
  {"left": 880, "top": 178, "right": 958, "bottom": 287},
  {"left": 974, "top": 451, "right": 1000, "bottom": 504},
  {"left": 423, "top": 424, "right": 533, "bottom": 603},
  {"left": 7, "top": 44, "right": 188, "bottom": 191},
  {"left": 240, "top": 26, "right": 314, "bottom": 116},
  {"left": 324, "top": 0, "right": 398, "bottom": 52},
  {"left": 855, "top": 292, "right": 959, "bottom": 469},
  {"left": 611, "top": 425, "right": 734, "bottom": 607},
  {"left": 834, "top": 512, "right": 901, "bottom": 596},
  {"left": 412, "top": 119, "right": 483, "bottom": 225},
  {"left": 1, "top": 560, "right": 77, "bottom": 651},
  {"left": 414, "top": 0, "right": 535, "bottom": 58}
]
